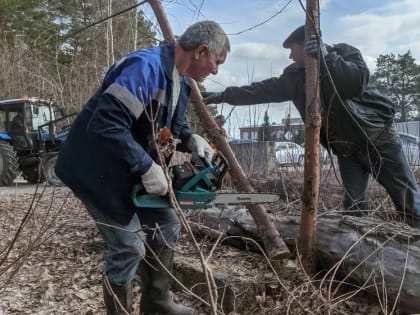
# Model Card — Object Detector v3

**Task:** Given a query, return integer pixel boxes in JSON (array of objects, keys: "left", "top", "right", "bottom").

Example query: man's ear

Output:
[{"left": 194, "top": 44, "right": 208, "bottom": 59}]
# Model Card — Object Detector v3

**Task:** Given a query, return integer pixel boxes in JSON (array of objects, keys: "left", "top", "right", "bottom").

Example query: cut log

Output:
[{"left": 188, "top": 208, "right": 420, "bottom": 314}]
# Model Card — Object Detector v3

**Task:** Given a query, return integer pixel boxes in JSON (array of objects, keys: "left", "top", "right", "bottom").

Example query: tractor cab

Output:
[
  {"left": 1, "top": 98, "right": 64, "bottom": 151},
  {"left": 0, "top": 97, "right": 76, "bottom": 186}
]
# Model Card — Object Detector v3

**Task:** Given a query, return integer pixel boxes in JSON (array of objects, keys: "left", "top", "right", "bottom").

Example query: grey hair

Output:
[{"left": 178, "top": 20, "right": 230, "bottom": 55}]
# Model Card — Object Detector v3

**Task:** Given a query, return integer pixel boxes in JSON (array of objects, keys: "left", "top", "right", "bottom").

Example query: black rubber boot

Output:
[
  {"left": 103, "top": 277, "right": 133, "bottom": 315},
  {"left": 139, "top": 247, "right": 196, "bottom": 315}
]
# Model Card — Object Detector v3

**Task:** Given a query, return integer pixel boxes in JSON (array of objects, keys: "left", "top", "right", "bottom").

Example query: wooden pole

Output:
[
  {"left": 298, "top": 0, "right": 322, "bottom": 272},
  {"left": 147, "top": 0, "right": 291, "bottom": 260}
]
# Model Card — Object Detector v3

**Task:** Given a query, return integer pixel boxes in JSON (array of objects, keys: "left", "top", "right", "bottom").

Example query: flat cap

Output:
[{"left": 283, "top": 25, "right": 305, "bottom": 48}]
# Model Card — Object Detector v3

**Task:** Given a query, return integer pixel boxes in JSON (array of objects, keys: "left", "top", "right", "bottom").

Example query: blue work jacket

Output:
[{"left": 56, "top": 43, "right": 192, "bottom": 224}]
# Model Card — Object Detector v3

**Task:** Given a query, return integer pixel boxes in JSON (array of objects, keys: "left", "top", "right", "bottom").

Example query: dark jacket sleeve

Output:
[
  {"left": 222, "top": 66, "right": 299, "bottom": 105},
  {"left": 323, "top": 43, "right": 370, "bottom": 99},
  {"left": 86, "top": 93, "right": 153, "bottom": 176}
]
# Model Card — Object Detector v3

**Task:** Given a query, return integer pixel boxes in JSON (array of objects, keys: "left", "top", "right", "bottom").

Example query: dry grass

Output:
[{"left": 0, "top": 163, "right": 416, "bottom": 314}]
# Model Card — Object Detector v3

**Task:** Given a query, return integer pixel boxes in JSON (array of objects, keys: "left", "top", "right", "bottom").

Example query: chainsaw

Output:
[{"left": 131, "top": 152, "right": 279, "bottom": 210}]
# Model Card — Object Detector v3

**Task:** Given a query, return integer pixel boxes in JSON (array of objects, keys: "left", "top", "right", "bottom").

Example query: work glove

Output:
[
  {"left": 202, "top": 91, "right": 225, "bottom": 105},
  {"left": 141, "top": 162, "right": 168, "bottom": 195},
  {"left": 304, "top": 36, "right": 328, "bottom": 58},
  {"left": 188, "top": 134, "right": 214, "bottom": 166}
]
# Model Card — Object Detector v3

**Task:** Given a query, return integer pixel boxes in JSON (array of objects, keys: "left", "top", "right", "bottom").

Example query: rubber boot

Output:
[
  {"left": 103, "top": 278, "right": 133, "bottom": 315},
  {"left": 139, "top": 247, "right": 196, "bottom": 315}
]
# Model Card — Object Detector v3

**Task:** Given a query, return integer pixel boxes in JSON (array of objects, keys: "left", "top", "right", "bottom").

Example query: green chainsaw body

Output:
[{"left": 131, "top": 153, "right": 228, "bottom": 210}]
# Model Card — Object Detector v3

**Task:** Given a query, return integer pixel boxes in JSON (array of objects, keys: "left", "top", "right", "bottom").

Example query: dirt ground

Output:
[{"left": 0, "top": 171, "right": 411, "bottom": 314}]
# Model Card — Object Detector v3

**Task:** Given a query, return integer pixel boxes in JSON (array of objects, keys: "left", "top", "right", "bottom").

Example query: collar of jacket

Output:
[
  {"left": 159, "top": 42, "right": 190, "bottom": 90},
  {"left": 160, "top": 42, "right": 176, "bottom": 83}
]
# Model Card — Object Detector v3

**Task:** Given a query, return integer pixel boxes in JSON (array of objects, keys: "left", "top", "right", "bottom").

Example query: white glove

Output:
[
  {"left": 188, "top": 134, "right": 214, "bottom": 166},
  {"left": 141, "top": 162, "right": 168, "bottom": 196}
]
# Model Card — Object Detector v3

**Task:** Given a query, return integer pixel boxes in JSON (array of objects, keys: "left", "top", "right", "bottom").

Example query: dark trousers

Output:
[
  {"left": 81, "top": 196, "right": 181, "bottom": 284},
  {"left": 337, "top": 138, "right": 420, "bottom": 226}
]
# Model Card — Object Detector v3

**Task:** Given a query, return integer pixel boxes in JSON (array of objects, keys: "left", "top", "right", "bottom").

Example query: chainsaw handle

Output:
[
  {"left": 132, "top": 182, "right": 146, "bottom": 195},
  {"left": 131, "top": 183, "right": 147, "bottom": 206},
  {"left": 211, "top": 151, "right": 229, "bottom": 190},
  {"left": 191, "top": 154, "right": 211, "bottom": 169},
  {"left": 132, "top": 182, "right": 163, "bottom": 199},
  {"left": 131, "top": 183, "right": 171, "bottom": 208}
]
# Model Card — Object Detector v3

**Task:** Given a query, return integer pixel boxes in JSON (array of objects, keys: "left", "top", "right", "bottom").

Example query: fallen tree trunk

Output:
[{"left": 189, "top": 208, "right": 420, "bottom": 314}]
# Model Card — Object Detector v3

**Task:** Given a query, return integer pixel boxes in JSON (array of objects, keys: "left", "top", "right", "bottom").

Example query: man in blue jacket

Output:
[
  {"left": 204, "top": 25, "right": 420, "bottom": 229},
  {"left": 56, "top": 20, "right": 230, "bottom": 315}
]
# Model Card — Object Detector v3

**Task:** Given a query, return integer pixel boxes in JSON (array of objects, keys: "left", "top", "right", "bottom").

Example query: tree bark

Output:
[
  {"left": 300, "top": 0, "right": 322, "bottom": 272},
  {"left": 147, "top": 0, "right": 291, "bottom": 260},
  {"left": 189, "top": 208, "right": 420, "bottom": 314}
]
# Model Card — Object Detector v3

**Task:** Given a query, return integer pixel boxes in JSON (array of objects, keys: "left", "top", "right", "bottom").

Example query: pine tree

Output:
[
  {"left": 258, "top": 110, "right": 274, "bottom": 141},
  {"left": 371, "top": 51, "right": 420, "bottom": 121}
]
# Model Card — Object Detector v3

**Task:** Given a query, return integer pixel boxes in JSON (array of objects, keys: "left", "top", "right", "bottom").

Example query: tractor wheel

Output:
[
  {"left": 0, "top": 141, "right": 19, "bottom": 186},
  {"left": 21, "top": 164, "right": 44, "bottom": 184},
  {"left": 43, "top": 155, "right": 62, "bottom": 186}
]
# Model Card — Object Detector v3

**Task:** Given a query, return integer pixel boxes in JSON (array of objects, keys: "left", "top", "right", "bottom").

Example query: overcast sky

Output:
[{"left": 142, "top": 0, "right": 420, "bottom": 138}]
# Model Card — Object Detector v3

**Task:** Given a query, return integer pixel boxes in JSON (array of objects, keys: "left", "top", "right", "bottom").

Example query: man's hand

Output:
[
  {"left": 202, "top": 91, "right": 224, "bottom": 105},
  {"left": 141, "top": 162, "right": 168, "bottom": 195},
  {"left": 304, "top": 36, "right": 328, "bottom": 58},
  {"left": 188, "top": 134, "right": 214, "bottom": 165}
]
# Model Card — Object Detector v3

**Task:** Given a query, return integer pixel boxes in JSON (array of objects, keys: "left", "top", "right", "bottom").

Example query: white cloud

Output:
[
  {"left": 320, "top": 0, "right": 333, "bottom": 9},
  {"left": 232, "top": 42, "right": 287, "bottom": 61},
  {"left": 337, "top": 3, "right": 420, "bottom": 62},
  {"left": 363, "top": 55, "right": 377, "bottom": 73},
  {"left": 204, "top": 42, "right": 288, "bottom": 91}
]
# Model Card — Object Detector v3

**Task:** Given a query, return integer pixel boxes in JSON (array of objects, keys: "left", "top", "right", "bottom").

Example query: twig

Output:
[{"left": 143, "top": 99, "right": 221, "bottom": 314}]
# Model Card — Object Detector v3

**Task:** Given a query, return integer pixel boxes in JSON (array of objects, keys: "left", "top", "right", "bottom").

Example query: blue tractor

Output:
[{"left": 0, "top": 97, "right": 76, "bottom": 186}]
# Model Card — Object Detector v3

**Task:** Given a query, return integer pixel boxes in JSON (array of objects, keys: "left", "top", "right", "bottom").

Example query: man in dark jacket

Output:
[
  {"left": 56, "top": 20, "right": 230, "bottom": 315},
  {"left": 203, "top": 25, "right": 420, "bottom": 229}
]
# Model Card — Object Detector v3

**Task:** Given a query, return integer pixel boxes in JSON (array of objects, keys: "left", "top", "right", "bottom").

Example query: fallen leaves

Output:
[{"left": 0, "top": 184, "right": 393, "bottom": 314}]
